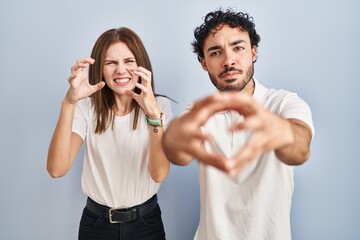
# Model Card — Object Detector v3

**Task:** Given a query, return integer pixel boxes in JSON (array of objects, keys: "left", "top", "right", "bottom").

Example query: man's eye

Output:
[
  {"left": 234, "top": 46, "right": 244, "bottom": 51},
  {"left": 210, "top": 51, "right": 220, "bottom": 57},
  {"left": 105, "top": 62, "right": 116, "bottom": 65}
]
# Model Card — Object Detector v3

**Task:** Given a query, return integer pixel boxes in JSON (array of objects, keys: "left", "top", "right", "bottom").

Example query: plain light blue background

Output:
[{"left": 1, "top": 0, "right": 359, "bottom": 239}]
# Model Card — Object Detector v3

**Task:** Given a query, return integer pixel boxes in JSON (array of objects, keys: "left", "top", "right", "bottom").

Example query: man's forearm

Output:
[
  {"left": 275, "top": 119, "right": 312, "bottom": 165},
  {"left": 162, "top": 129, "right": 194, "bottom": 166}
]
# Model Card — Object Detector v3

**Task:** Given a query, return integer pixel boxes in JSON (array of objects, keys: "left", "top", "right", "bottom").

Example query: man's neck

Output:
[{"left": 242, "top": 78, "right": 255, "bottom": 96}]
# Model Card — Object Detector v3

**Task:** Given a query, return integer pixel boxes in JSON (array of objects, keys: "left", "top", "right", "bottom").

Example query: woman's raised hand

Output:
[
  {"left": 66, "top": 57, "right": 105, "bottom": 104},
  {"left": 125, "top": 67, "right": 160, "bottom": 118}
]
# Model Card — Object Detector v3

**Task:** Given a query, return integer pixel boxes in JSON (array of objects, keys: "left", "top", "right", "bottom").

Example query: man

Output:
[{"left": 162, "top": 8, "right": 314, "bottom": 240}]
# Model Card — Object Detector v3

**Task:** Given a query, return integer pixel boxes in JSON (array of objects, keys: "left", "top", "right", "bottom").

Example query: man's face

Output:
[{"left": 200, "top": 24, "right": 257, "bottom": 92}]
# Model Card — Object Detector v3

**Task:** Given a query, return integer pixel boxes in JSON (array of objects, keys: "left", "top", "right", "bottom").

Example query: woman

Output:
[{"left": 47, "top": 27, "right": 172, "bottom": 240}]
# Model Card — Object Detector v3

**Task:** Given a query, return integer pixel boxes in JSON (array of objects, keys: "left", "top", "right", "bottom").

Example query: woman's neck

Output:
[{"left": 113, "top": 95, "right": 134, "bottom": 116}]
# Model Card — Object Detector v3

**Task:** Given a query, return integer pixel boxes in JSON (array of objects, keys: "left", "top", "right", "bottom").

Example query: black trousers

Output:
[{"left": 78, "top": 197, "right": 166, "bottom": 240}]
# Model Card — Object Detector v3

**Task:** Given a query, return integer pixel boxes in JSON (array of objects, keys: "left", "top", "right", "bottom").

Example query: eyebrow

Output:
[
  {"left": 206, "top": 40, "right": 246, "bottom": 53},
  {"left": 104, "top": 57, "right": 136, "bottom": 62}
]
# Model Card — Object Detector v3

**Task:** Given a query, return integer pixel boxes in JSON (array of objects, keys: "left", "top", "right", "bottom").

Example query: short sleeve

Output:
[
  {"left": 275, "top": 92, "right": 315, "bottom": 138},
  {"left": 156, "top": 96, "right": 173, "bottom": 129},
  {"left": 72, "top": 98, "right": 89, "bottom": 140}
]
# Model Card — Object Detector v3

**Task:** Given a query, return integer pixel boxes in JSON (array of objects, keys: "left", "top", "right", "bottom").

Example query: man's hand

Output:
[{"left": 163, "top": 91, "right": 312, "bottom": 175}]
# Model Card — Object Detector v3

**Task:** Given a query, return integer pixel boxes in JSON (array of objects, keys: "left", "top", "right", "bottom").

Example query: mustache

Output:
[{"left": 218, "top": 66, "right": 243, "bottom": 78}]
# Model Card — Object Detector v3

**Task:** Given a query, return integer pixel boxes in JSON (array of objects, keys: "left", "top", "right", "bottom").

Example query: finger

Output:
[
  {"left": 192, "top": 149, "right": 229, "bottom": 172},
  {"left": 124, "top": 89, "right": 136, "bottom": 98},
  {"left": 226, "top": 147, "right": 260, "bottom": 176},
  {"left": 190, "top": 92, "right": 257, "bottom": 122},
  {"left": 135, "top": 74, "right": 150, "bottom": 88},
  {"left": 188, "top": 93, "right": 232, "bottom": 124},
  {"left": 135, "top": 83, "right": 149, "bottom": 93},
  {"left": 135, "top": 66, "right": 151, "bottom": 77},
  {"left": 168, "top": 117, "right": 207, "bottom": 142},
  {"left": 76, "top": 57, "right": 95, "bottom": 65},
  {"left": 71, "top": 58, "right": 94, "bottom": 74},
  {"left": 88, "top": 82, "right": 106, "bottom": 95},
  {"left": 68, "top": 73, "right": 77, "bottom": 83},
  {"left": 134, "top": 68, "right": 152, "bottom": 87},
  {"left": 71, "top": 65, "right": 85, "bottom": 74},
  {"left": 226, "top": 134, "right": 266, "bottom": 174},
  {"left": 230, "top": 116, "right": 262, "bottom": 132},
  {"left": 125, "top": 90, "right": 133, "bottom": 97},
  {"left": 133, "top": 67, "right": 151, "bottom": 80},
  {"left": 94, "top": 81, "right": 105, "bottom": 91},
  {"left": 204, "top": 134, "right": 227, "bottom": 156},
  {"left": 71, "top": 62, "right": 93, "bottom": 74},
  {"left": 190, "top": 130, "right": 208, "bottom": 142},
  {"left": 179, "top": 131, "right": 229, "bottom": 172},
  {"left": 221, "top": 93, "right": 260, "bottom": 116}
]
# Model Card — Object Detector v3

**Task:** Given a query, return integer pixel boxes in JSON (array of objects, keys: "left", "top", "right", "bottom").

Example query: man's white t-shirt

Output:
[
  {"left": 72, "top": 96, "right": 172, "bottom": 208},
  {"left": 194, "top": 80, "right": 314, "bottom": 240}
]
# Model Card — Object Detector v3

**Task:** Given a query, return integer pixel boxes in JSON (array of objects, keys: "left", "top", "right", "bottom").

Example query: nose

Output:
[
  {"left": 222, "top": 49, "right": 235, "bottom": 68},
  {"left": 115, "top": 63, "right": 126, "bottom": 74}
]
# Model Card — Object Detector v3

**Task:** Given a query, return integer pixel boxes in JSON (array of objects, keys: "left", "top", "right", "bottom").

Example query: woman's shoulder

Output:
[
  {"left": 156, "top": 94, "right": 174, "bottom": 114},
  {"left": 155, "top": 95, "right": 172, "bottom": 105}
]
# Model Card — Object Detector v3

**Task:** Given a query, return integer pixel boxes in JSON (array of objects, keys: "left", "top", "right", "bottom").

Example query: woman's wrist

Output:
[
  {"left": 64, "top": 89, "right": 80, "bottom": 105},
  {"left": 145, "top": 113, "right": 163, "bottom": 133},
  {"left": 145, "top": 109, "right": 161, "bottom": 119},
  {"left": 145, "top": 113, "right": 163, "bottom": 126},
  {"left": 62, "top": 96, "right": 78, "bottom": 108}
]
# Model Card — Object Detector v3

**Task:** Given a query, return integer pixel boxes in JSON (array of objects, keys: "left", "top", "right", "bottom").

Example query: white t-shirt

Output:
[
  {"left": 72, "top": 96, "right": 172, "bottom": 208},
  {"left": 194, "top": 80, "right": 314, "bottom": 240}
]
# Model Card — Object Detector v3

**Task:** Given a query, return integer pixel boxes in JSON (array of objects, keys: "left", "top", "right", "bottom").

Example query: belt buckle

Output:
[{"left": 109, "top": 208, "right": 124, "bottom": 224}]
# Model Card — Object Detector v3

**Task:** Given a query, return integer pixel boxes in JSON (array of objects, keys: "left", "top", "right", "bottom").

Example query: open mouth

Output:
[{"left": 114, "top": 77, "right": 131, "bottom": 86}]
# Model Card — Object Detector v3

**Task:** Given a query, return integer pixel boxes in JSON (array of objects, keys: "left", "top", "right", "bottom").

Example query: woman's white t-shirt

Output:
[{"left": 72, "top": 96, "right": 172, "bottom": 208}]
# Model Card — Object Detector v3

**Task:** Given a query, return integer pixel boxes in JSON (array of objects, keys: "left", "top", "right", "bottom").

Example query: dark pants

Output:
[{"left": 78, "top": 197, "right": 166, "bottom": 240}]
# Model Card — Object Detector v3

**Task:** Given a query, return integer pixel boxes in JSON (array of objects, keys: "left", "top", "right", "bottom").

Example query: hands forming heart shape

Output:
[{"left": 163, "top": 91, "right": 311, "bottom": 176}]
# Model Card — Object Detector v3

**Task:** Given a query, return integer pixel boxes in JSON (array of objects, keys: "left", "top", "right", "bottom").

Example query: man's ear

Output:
[
  {"left": 200, "top": 57, "right": 208, "bottom": 71},
  {"left": 252, "top": 46, "right": 258, "bottom": 63}
]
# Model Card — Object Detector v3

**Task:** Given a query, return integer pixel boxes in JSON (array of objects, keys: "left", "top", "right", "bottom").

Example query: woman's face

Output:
[{"left": 102, "top": 42, "right": 139, "bottom": 95}]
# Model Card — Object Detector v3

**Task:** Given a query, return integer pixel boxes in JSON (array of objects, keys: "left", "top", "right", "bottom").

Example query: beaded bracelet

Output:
[{"left": 145, "top": 113, "right": 163, "bottom": 133}]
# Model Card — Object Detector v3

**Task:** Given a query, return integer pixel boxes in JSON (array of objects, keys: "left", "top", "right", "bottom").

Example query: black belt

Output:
[{"left": 86, "top": 194, "right": 158, "bottom": 224}]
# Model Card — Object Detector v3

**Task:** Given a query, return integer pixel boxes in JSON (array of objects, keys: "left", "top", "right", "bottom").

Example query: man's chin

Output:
[
  {"left": 219, "top": 82, "right": 248, "bottom": 92},
  {"left": 223, "top": 78, "right": 237, "bottom": 84}
]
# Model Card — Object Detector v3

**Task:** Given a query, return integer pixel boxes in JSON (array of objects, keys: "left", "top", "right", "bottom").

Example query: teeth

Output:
[{"left": 114, "top": 78, "right": 130, "bottom": 83}]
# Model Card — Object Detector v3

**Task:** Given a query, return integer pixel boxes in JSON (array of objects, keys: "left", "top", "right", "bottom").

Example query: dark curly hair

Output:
[{"left": 192, "top": 8, "right": 261, "bottom": 61}]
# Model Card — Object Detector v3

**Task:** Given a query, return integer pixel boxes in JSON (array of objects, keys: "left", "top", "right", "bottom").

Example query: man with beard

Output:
[{"left": 162, "top": 8, "right": 314, "bottom": 240}]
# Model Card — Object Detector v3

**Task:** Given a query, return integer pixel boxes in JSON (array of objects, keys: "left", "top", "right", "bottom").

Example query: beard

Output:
[{"left": 209, "top": 64, "right": 254, "bottom": 92}]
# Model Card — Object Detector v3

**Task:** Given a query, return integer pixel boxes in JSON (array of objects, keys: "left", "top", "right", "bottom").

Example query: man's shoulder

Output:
[
  {"left": 255, "top": 80, "right": 295, "bottom": 96},
  {"left": 254, "top": 80, "right": 301, "bottom": 105}
]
